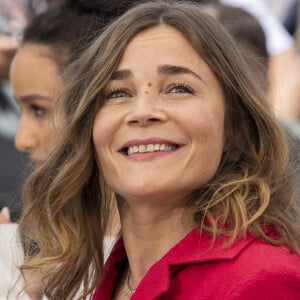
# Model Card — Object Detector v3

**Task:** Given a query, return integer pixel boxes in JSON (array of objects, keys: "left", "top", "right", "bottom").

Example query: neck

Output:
[
  {"left": 118, "top": 198, "right": 195, "bottom": 289},
  {"left": 105, "top": 197, "right": 121, "bottom": 237}
]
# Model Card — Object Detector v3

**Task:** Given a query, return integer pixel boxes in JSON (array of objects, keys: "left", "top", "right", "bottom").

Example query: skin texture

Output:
[
  {"left": 93, "top": 25, "right": 226, "bottom": 299},
  {"left": 94, "top": 25, "right": 225, "bottom": 204},
  {"left": 269, "top": 48, "right": 300, "bottom": 121},
  {"left": 0, "top": 207, "right": 10, "bottom": 223},
  {"left": 9, "top": 43, "right": 63, "bottom": 164}
]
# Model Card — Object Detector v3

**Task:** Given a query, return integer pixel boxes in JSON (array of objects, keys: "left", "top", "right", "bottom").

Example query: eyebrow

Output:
[
  {"left": 109, "top": 64, "right": 205, "bottom": 82},
  {"left": 110, "top": 69, "right": 133, "bottom": 80},
  {"left": 15, "top": 94, "right": 53, "bottom": 104},
  {"left": 157, "top": 64, "right": 204, "bottom": 82}
]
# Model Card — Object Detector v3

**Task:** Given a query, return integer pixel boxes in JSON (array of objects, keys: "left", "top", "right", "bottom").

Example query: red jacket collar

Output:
[{"left": 93, "top": 228, "right": 256, "bottom": 299}]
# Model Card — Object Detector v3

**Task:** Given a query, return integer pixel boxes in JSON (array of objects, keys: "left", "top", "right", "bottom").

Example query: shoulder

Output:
[
  {"left": 233, "top": 238, "right": 300, "bottom": 274},
  {"left": 229, "top": 269, "right": 300, "bottom": 299},
  {"left": 170, "top": 239, "right": 300, "bottom": 299},
  {"left": 228, "top": 240, "right": 300, "bottom": 298}
]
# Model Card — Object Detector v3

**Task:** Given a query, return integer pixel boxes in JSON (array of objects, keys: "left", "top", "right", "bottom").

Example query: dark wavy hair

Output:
[{"left": 21, "top": 0, "right": 142, "bottom": 71}]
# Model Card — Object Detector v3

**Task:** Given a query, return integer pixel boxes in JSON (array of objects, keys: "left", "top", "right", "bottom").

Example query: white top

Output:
[
  {"left": 0, "top": 223, "right": 29, "bottom": 300},
  {"left": 220, "top": 0, "right": 294, "bottom": 55},
  {"left": 0, "top": 223, "right": 116, "bottom": 299},
  {"left": 104, "top": 236, "right": 117, "bottom": 261}
]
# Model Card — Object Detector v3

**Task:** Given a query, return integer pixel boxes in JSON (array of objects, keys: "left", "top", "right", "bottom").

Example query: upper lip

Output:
[{"left": 119, "top": 138, "right": 184, "bottom": 152}]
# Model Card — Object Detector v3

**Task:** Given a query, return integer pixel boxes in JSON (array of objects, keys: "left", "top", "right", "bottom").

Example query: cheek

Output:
[
  {"left": 183, "top": 105, "right": 225, "bottom": 142},
  {"left": 41, "top": 120, "right": 57, "bottom": 150},
  {"left": 92, "top": 109, "right": 115, "bottom": 159},
  {"left": 93, "top": 110, "right": 122, "bottom": 189},
  {"left": 184, "top": 105, "right": 225, "bottom": 169}
]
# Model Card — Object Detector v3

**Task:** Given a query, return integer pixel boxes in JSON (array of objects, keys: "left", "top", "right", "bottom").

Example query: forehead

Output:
[
  {"left": 118, "top": 25, "right": 201, "bottom": 68},
  {"left": 116, "top": 25, "right": 221, "bottom": 91},
  {"left": 11, "top": 43, "right": 58, "bottom": 73},
  {"left": 9, "top": 43, "right": 63, "bottom": 97}
]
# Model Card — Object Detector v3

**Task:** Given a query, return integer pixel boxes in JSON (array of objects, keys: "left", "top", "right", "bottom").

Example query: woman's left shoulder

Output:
[
  {"left": 238, "top": 238, "right": 300, "bottom": 271},
  {"left": 227, "top": 239, "right": 300, "bottom": 299}
]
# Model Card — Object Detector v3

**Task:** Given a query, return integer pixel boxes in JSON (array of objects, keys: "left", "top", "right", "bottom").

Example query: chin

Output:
[{"left": 118, "top": 185, "right": 186, "bottom": 204}]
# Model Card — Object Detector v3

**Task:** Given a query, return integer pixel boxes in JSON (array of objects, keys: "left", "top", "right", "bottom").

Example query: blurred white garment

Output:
[
  {"left": 0, "top": 223, "right": 116, "bottom": 300},
  {"left": 265, "top": 0, "right": 296, "bottom": 21},
  {"left": 0, "top": 223, "right": 29, "bottom": 300},
  {"left": 104, "top": 236, "right": 116, "bottom": 262},
  {"left": 220, "top": 0, "right": 294, "bottom": 55}
]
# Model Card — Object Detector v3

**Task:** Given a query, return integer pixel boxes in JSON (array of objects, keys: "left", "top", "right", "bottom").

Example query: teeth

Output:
[
  {"left": 146, "top": 144, "right": 154, "bottom": 152},
  {"left": 160, "top": 144, "right": 166, "bottom": 151},
  {"left": 154, "top": 144, "right": 160, "bottom": 151},
  {"left": 127, "top": 143, "right": 176, "bottom": 155},
  {"left": 139, "top": 145, "right": 146, "bottom": 153}
]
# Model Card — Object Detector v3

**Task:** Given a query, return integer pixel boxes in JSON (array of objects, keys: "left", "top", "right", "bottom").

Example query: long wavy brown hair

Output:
[{"left": 18, "top": 1, "right": 300, "bottom": 299}]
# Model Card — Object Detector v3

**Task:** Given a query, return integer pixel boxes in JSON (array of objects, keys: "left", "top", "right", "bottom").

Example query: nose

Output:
[
  {"left": 125, "top": 93, "right": 167, "bottom": 126},
  {"left": 14, "top": 116, "right": 38, "bottom": 153}
]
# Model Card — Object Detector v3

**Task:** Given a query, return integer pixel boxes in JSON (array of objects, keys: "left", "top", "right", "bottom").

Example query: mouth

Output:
[
  {"left": 119, "top": 137, "right": 184, "bottom": 157},
  {"left": 120, "top": 143, "right": 181, "bottom": 156}
]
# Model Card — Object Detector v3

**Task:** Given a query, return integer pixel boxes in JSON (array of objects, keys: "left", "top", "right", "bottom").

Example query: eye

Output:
[
  {"left": 105, "top": 88, "right": 131, "bottom": 99},
  {"left": 30, "top": 104, "right": 48, "bottom": 118},
  {"left": 168, "top": 83, "right": 194, "bottom": 94}
]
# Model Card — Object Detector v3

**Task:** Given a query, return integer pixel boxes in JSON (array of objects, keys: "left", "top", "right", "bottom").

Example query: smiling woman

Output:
[
  {"left": 94, "top": 25, "right": 225, "bottom": 202},
  {"left": 18, "top": 1, "right": 300, "bottom": 299}
]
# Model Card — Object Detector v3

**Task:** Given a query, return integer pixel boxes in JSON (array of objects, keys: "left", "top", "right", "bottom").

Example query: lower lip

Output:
[{"left": 122, "top": 148, "right": 180, "bottom": 161}]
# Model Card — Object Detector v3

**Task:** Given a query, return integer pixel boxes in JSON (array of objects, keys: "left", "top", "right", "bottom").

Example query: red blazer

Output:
[{"left": 93, "top": 229, "right": 300, "bottom": 299}]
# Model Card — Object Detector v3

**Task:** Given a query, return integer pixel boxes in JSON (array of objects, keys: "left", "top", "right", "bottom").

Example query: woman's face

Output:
[
  {"left": 10, "top": 43, "right": 63, "bottom": 164},
  {"left": 93, "top": 25, "right": 226, "bottom": 204}
]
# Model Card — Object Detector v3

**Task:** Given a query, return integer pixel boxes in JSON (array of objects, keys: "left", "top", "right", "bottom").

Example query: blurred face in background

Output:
[{"left": 9, "top": 43, "right": 63, "bottom": 164}]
